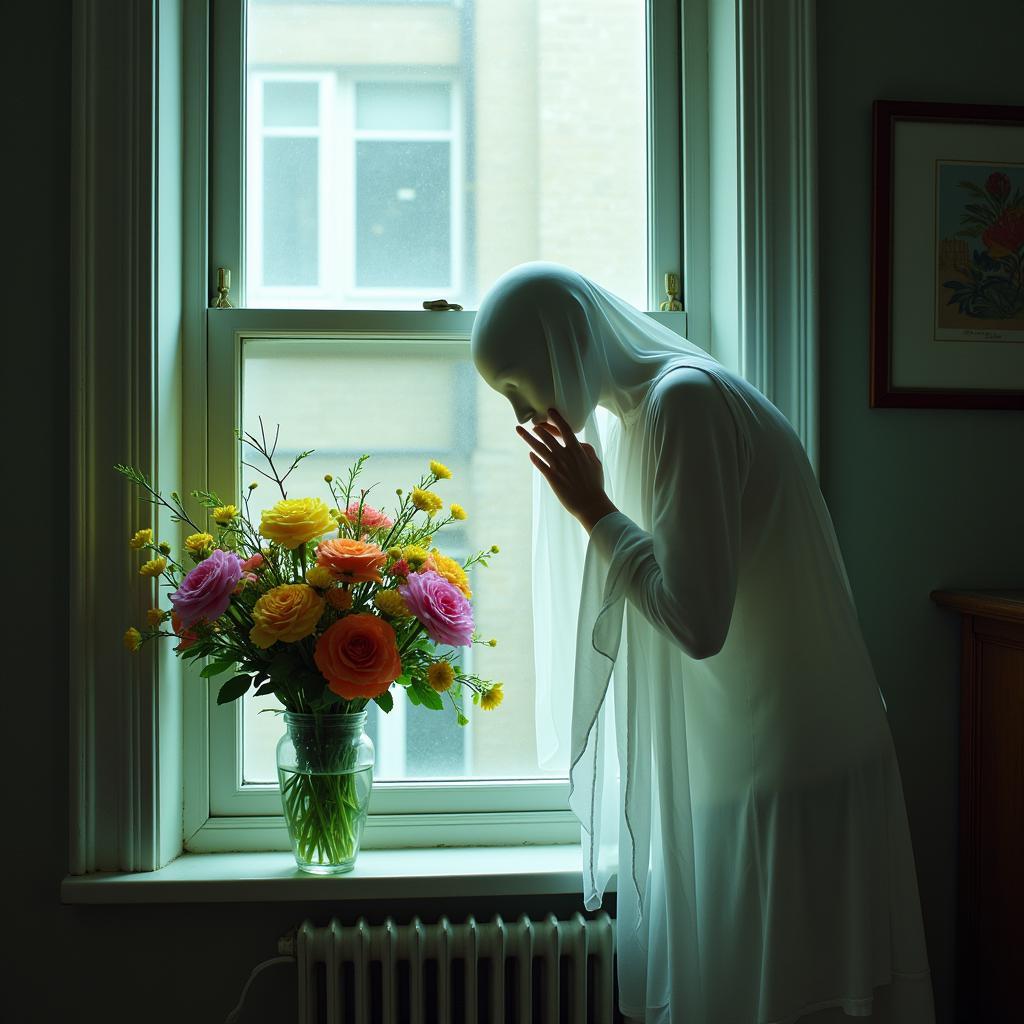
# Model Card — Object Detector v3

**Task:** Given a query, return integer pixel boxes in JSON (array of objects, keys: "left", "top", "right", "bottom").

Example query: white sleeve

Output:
[{"left": 588, "top": 369, "right": 747, "bottom": 660}]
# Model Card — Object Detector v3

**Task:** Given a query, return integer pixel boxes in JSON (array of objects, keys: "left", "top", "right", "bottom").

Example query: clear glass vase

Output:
[{"left": 276, "top": 710, "right": 374, "bottom": 875}]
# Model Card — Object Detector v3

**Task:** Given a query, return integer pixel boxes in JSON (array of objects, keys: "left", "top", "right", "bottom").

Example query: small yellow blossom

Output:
[
  {"left": 402, "top": 545, "right": 430, "bottom": 568},
  {"left": 323, "top": 474, "right": 334, "bottom": 483},
  {"left": 450, "top": 503, "right": 468, "bottom": 521},
  {"left": 129, "top": 528, "right": 153, "bottom": 549},
  {"left": 146, "top": 607, "right": 166, "bottom": 627},
  {"left": 386, "top": 546, "right": 404, "bottom": 561},
  {"left": 490, "top": 545, "right": 500, "bottom": 554},
  {"left": 139, "top": 557, "right": 167, "bottom": 578},
  {"left": 427, "top": 661, "right": 455, "bottom": 692},
  {"left": 487, "top": 638, "right": 498, "bottom": 648},
  {"left": 213, "top": 504, "right": 239, "bottom": 525},
  {"left": 123, "top": 627, "right": 143, "bottom": 652},
  {"left": 185, "top": 532, "right": 215, "bottom": 554},
  {"left": 374, "top": 589, "right": 411, "bottom": 618},
  {"left": 428, "top": 549, "right": 471, "bottom": 598},
  {"left": 411, "top": 487, "right": 444, "bottom": 515},
  {"left": 480, "top": 683, "right": 504, "bottom": 711},
  {"left": 326, "top": 588, "right": 353, "bottom": 612},
  {"left": 158, "top": 541, "right": 172, "bottom": 555},
  {"left": 248, "top": 481, "right": 258, "bottom": 491},
  {"left": 304, "top": 565, "right": 335, "bottom": 589},
  {"left": 429, "top": 460, "right": 452, "bottom": 480}
]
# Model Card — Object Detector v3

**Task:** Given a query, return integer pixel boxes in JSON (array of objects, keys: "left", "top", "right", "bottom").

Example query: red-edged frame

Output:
[{"left": 870, "top": 99, "right": 1024, "bottom": 409}]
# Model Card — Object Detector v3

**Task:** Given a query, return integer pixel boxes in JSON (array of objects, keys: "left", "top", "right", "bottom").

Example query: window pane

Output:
[
  {"left": 246, "top": 0, "right": 649, "bottom": 308},
  {"left": 262, "top": 136, "right": 318, "bottom": 286},
  {"left": 356, "top": 141, "right": 451, "bottom": 287},
  {"left": 264, "top": 80, "right": 318, "bottom": 127},
  {"left": 238, "top": 337, "right": 561, "bottom": 783},
  {"left": 357, "top": 82, "right": 451, "bottom": 131}
]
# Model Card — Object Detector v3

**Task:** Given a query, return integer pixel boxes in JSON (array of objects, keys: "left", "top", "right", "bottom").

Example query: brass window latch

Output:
[
  {"left": 422, "top": 298, "right": 464, "bottom": 311},
  {"left": 659, "top": 272, "right": 682, "bottom": 311},
  {"left": 213, "top": 267, "right": 233, "bottom": 308}
]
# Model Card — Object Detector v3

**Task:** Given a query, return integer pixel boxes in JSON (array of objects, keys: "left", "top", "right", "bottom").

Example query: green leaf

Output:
[
  {"left": 200, "top": 658, "right": 238, "bottom": 679},
  {"left": 406, "top": 685, "right": 422, "bottom": 707},
  {"left": 253, "top": 681, "right": 276, "bottom": 698},
  {"left": 374, "top": 690, "right": 394, "bottom": 714},
  {"left": 411, "top": 677, "right": 444, "bottom": 711},
  {"left": 457, "top": 713, "right": 469, "bottom": 727},
  {"left": 217, "top": 674, "right": 252, "bottom": 705}
]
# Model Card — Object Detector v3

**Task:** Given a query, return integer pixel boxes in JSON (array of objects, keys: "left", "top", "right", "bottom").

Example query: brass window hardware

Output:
[
  {"left": 422, "top": 298, "right": 464, "bottom": 311},
  {"left": 213, "top": 267, "right": 233, "bottom": 308},
  {"left": 659, "top": 272, "right": 682, "bottom": 311}
]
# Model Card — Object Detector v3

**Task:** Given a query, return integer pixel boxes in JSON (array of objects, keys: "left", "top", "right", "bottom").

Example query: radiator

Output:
[{"left": 280, "top": 912, "right": 616, "bottom": 1024}]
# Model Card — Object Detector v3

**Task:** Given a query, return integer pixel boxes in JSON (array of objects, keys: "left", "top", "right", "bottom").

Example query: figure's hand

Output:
[{"left": 516, "top": 408, "right": 619, "bottom": 532}]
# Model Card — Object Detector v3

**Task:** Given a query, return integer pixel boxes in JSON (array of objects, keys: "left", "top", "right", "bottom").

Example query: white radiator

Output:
[{"left": 279, "top": 912, "right": 616, "bottom": 1024}]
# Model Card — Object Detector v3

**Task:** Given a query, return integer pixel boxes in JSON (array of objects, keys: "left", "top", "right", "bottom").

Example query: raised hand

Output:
[{"left": 516, "top": 408, "right": 619, "bottom": 532}]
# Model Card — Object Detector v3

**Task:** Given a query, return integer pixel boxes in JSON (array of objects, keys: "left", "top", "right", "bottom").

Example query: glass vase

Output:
[{"left": 276, "top": 710, "right": 374, "bottom": 875}]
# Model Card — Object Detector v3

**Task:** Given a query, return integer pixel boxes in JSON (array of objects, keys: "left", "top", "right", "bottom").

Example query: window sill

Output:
[{"left": 61, "top": 844, "right": 609, "bottom": 905}]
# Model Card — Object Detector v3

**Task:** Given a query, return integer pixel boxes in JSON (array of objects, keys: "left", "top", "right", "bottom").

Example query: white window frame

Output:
[{"left": 70, "top": 0, "right": 818, "bottom": 873}]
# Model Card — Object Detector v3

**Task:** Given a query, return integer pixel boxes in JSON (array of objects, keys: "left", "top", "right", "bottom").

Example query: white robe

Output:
[{"left": 541, "top": 363, "right": 934, "bottom": 1023}]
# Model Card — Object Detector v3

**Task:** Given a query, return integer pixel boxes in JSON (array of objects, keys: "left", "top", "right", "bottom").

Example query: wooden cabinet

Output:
[{"left": 932, "top": 590, "right": 1023, "bottom": 1023}]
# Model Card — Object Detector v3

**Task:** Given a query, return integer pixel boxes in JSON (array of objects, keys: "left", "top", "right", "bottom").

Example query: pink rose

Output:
[
  {"left": 170, "top": 548, "right": 243, "bottom": 627},
  {"left": 241, "top": 553, "right": 264, "bottom": 572},
  {"left": 345, "top": 501, "right": 394, "bottom": 531},
  {"left": 399, "top": 570, "right": 474, "bottom": 647}
]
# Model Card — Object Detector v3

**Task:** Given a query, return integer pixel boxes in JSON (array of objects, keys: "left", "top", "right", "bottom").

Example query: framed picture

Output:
[{"left": 870, "top": 100, "right": 1024, "bottom": 408}]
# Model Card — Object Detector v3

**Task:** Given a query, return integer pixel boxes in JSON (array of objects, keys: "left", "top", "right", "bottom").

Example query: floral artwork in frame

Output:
[{"left": 870, "top": 100, "right": 1024, "bottom": 409}]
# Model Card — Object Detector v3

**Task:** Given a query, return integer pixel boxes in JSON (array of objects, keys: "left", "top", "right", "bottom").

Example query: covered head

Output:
[{"left": 470, "top": 262, "right": 709, "bottom": 432}]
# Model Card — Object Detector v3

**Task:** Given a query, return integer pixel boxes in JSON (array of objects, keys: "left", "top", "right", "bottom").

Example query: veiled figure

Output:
[{"left": 471, "top": 263, "right": 935, "bottom": 1024}]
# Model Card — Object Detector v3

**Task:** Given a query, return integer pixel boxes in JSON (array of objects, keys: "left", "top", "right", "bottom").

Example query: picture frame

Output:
[{"left": 870, "top": 100, "right": 1024, "bottom": 409}]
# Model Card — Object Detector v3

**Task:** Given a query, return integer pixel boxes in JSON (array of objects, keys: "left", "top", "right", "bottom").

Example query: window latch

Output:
[
  {"left": 422, "top": 298, "right": 464, "bottom": 312},
  {"left": 659, "top": 272, "right": 682, "bottom": 311}
]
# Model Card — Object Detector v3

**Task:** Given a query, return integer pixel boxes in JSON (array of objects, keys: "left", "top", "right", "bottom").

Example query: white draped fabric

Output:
[{"left": 471, "top": 264, "right": 935, "bottom": 1023}]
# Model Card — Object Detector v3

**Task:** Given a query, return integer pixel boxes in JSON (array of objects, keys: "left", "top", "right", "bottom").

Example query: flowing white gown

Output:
[{"left": 474, "top": 263, "right": 935, "bottom": 1024}]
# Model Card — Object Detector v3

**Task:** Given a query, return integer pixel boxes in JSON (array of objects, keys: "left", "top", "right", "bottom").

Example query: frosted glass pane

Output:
[
  {"left": 356, "top": 82, "right": 451, "bottom": 131},
  {"left": 356, "top": 141, "right": 451, "bottom": 287},
  {"left": 262, "top": 136, "right": 318, "bottom": 285},
  {"left": 264, "top": 80, "right": 318, "bottom": 127},
  {"left": 239, "top": 337, "right": 558, "bottom": 783},
  {"left": 247, "top": 0, "right": 649, "bottom": 308}
]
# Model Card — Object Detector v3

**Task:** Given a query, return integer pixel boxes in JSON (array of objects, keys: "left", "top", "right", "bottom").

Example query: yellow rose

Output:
[
  {"left": 429, "top": 460, "right": 452, "bottom": 480},
  {"left": 123, "top": 627, "right": 143, "bottom": 652},
  {"left": 428, "top": 549, "right": 471, "bottom": 598},
  {"left": 259, "top": 497, "right": 337, "bottom": 550},
  {"left": 250, "top": 584, "right": 326, "bottom": 649},
  {"left": 213, "top": 504, "right": 239, "bottom": 525},
  {"left": 129, "top": 528, "right": 153, "bottom": 549},
  {"left": 185, "top": 532, "right": 215, "bottom": 554},
  {"left": 480, "top": 683, "right": 504, "bottom": 711},
  {"left": 139, "top": 557, "right": 167, "bottom": 578},
  {"left": 374, "top": 589, "right": 411, "bottom": 618},
  {"left": 427, "top": 661, "right": 455, "bottom": 692}
]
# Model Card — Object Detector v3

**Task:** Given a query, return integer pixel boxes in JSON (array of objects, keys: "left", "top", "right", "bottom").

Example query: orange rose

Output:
[
  {"left": 314, "top": 613, "right": 402, "bottom": 700},
  {"left": 315, "top": 538, "right": 386, "bottom": 584}
]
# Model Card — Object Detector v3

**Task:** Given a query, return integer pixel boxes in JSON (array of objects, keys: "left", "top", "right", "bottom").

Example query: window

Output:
[{"left": 194, "top": 0, "right": 685, "bottom": 847}]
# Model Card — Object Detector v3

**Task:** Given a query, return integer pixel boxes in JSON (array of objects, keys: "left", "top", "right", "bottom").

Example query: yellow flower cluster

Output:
[
  {"left": 250, "top": 584, "right": 325, "bottom": 649},
  {"left": 374, "top": 589, "right": 411, "bottom": 618},
  {"left": 185, "top": 532, "right": 215, "bottom": 554},
  {"left": 429, "top": 460, "right": 452, "bottom": 480},
  {"left": 411, "top": 487, "right": 443, "bottom": 515},
  {"left": 129, "top": 528, "right": 153, "bottom": 549},
  {"left": 480, "top": 683, "right": 504, "bottom": 711},
  {"left": 428, "top": 549, "right": 471, "bottom": 598},
  {"left": 402, "top": 545, "right": 430, "bottom": 568},
  {"left": 139, "top": 557, "right": 167, "bottom": 578},
  {"left": 304, "top": 565, "right": 335, "bottom": 589},
  {"left": 123, "top": 627, "right": 143, "bottom": 652},
  {"left": 259, "top": 497, "right": 337, "bottom": 550},
  {"left": 449, "top": 503, "right": 467, "bottom": 521},
  {"left": 146, "top": 607, "right": 166, "bottom": 627},
  {"left": 213, "top": 504, "right": 239, "bottom": 525},
  {"left": 427, "top": 661, "right": 455, "bottom": 692}
]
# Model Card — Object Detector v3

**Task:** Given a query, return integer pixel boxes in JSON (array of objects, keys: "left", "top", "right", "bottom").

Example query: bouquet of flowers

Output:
[{"left": 118, "top": 422, "right": 503, "bottom": 871}]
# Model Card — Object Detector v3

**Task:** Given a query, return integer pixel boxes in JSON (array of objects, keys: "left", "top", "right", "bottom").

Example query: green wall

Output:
[
  {"left": 13, "top": 0, "right": 1023, "bottom": 1020},
  {"left": 818, "top": 1, "right": 1024, "bottom": 1019}
]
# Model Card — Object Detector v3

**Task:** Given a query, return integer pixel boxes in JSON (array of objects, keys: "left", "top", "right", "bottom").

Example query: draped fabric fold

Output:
[{"left": 472, "top": 263, "right": 934, "bottom": 1023}]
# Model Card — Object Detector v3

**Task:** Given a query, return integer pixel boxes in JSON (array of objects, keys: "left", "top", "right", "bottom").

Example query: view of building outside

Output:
[{"left": 239, "top": 0, "right": 649, "bottom": 783}]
